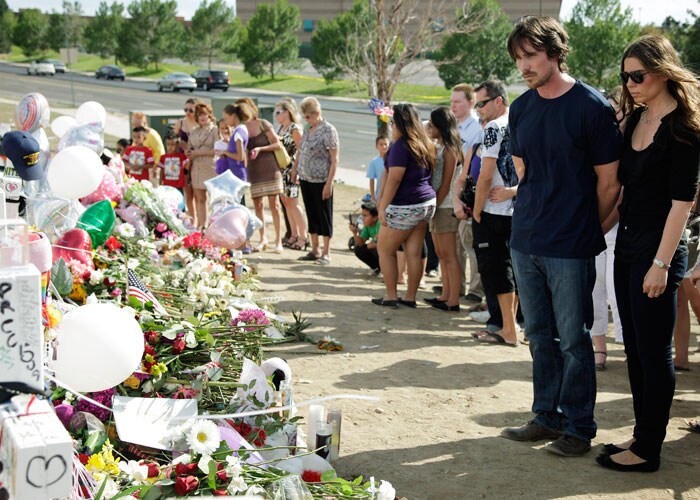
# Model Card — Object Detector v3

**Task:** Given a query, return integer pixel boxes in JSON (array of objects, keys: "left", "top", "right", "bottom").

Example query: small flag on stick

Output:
[{"left": 127, "top": 268, "right": 168, "bottom": 316}]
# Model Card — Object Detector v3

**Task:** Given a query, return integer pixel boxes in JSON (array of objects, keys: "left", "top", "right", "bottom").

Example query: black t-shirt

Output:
[
  {"left": 616, "top": 107, "right": 700, "bottom": 263},
  {"left": 509, "top": 81, "right": 622, "bottom": 258}
]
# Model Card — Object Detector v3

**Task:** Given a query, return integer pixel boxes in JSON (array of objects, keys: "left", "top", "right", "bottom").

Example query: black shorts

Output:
[{"left": 472, "top": 212, "right": 516, "bottom": 295}]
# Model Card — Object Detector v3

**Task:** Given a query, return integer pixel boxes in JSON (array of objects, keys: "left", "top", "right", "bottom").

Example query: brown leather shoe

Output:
[
  {"left": 500, "top": 421, "right": 562, "bottom": 442},
  {"left": 545, "top": 435, "right": 591, "bottom": 457}
]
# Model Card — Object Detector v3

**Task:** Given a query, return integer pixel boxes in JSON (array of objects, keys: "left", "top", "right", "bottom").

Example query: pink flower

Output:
[
  {"left": 111, "top": 288, "right": 122, "bottom": 297},
  {"left": 155, "top": 223, "right": 168, "bottom": 232}
]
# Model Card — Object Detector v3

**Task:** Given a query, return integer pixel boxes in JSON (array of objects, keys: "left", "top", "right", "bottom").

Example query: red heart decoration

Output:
[{"left": 53, "top": 228, "right": 93, "bottom": 268}]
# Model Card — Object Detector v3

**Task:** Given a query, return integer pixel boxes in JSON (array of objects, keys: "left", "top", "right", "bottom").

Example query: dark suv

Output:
[
  {"left": 192, "top": 69, "right": 229, "bottom": 91},
  {"left": 95, "top": 65, "right": 125, "bottom": 81}
]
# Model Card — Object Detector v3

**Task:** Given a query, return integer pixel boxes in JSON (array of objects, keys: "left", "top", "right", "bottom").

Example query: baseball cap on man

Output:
[{"left": 1, "top": 131, "right": 42, "bottom": 180}]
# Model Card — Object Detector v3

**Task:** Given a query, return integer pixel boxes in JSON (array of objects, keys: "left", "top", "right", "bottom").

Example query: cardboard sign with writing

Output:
[{"left": 0, "top": 265, "right": 43, "bottom": 395}]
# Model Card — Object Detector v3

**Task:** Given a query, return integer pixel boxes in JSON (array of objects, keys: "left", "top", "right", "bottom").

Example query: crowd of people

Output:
[{"left": 114, "top": 14, "right": 700, "bottom": 473}]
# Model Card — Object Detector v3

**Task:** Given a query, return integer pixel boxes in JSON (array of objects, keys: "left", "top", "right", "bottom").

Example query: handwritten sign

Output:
[
  {"left": 113, "top": 396, "right": 198, "bottom": 450},
  {"left": 0, "top": 265, "right": 42, "bottom": 394}
]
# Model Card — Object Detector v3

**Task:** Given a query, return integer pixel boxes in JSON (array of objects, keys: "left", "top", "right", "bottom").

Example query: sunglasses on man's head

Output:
[
  {"left": 475, "top": 97, "right": 495, "bottom": 109},
  {"left": 620, "top": 70, "right": 649, "bottom": 85}
]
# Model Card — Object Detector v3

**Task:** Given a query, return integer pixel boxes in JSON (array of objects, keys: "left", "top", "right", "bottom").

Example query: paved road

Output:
[{"left": 0, "top": 62, "right": 399, "bottom": 176}]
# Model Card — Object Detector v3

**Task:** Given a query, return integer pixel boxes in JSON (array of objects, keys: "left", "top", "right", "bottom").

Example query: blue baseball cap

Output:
[{"left": 1, "top": 130, "right": 42, "bottom": 181}]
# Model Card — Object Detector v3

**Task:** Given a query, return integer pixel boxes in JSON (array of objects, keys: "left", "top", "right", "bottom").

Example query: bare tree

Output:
[{"left": 315, "top": 0, "right": 492, "bottom": 105}]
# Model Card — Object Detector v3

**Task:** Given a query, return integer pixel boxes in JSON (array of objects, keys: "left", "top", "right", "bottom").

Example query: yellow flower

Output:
[
  {"left": 150, "top": 362, "right": 168, "bottom": 377},
  {"left": 68, "top": 282, "right": 86, "bottom": 303},
  {"left": 144, "top": 354, "right": 155, "bottom": 364},
  {"left": 87, "top": 453, "right": 106, "bottom": 472},
  {"left": 46, "top": 305, "right": 62, "bottom": 328},
  {"left": 123, "top": 375, "right": 141, "bottom": 389}
]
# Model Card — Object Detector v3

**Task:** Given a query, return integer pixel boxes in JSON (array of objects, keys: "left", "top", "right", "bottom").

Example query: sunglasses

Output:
[
  {"left": 275, "top": 110, "right": 284, "bottom": 115},
  {"left": 475, "top": 97, "right": 495, "bottom": 109},
  {"left": 184, "top": 108, "right": 194, "bottom": 113},
  {"left": 620, "top": 70, "right": 649, "bottom": 85}
]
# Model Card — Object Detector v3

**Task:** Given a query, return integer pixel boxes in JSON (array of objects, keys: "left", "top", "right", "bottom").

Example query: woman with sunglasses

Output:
[
  {"left": 597, "top": 35, "right": 700, "bottom": 473},
  {"left": 175, "top": 98, "right": 199, "bottom": 220},
  {"left": 372, "top": 103, "right": 436, "bottom": 308}
]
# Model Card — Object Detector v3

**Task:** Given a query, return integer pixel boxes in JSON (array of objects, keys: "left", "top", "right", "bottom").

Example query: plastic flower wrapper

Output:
[{"left": 123, "top": 180, "right": 188, "bottom": 236}]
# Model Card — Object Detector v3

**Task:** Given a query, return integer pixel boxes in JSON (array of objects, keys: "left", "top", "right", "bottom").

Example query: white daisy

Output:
[
  {"left": 186, "top": 420, "right": 221, "bottom": 455},
  {"left": 117, "top": 223, "right": 136, "bottom": 238}
]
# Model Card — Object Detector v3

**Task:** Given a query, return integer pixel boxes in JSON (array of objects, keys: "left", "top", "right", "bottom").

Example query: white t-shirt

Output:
[
  {"left": 457, "top": 115, "right": 481, "bottom": 159},
  {"left": 481, "top": 113, "right": 514, "bottom": 216}
]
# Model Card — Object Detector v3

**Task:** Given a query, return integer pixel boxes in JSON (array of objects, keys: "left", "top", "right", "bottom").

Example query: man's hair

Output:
[
  {"left": 375, "top": 134, "right": 389, "bottom": 145},
  {"left": 451, "top": 83, "right": 475, "bottom": 101},
  {"left": 507, "top": 16, "right": 570, "bottom": 72},
  {"left": 117, "top": 138, "right": 130, "bottom": 149},
  {"left": 132, "top": 126, "right": 146, "bottom": 134},
  {"left": 361, "top": 202, "right": 378, "bottom": 217},
  {"left": 475, "top": 80, "right": 509, "bottom": 106}
]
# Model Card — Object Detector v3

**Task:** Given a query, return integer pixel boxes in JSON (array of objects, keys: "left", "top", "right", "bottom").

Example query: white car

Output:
[
  {"left": 157, "top": 72, "right": 196, "bottom": 92},
  {"left": 27, "top": 60, "right": 56, "bottom": 76}
]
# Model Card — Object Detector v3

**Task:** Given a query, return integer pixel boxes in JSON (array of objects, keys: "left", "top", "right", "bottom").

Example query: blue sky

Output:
[{"left": 7, "top": 0, "right": 699, "bottom": 24}]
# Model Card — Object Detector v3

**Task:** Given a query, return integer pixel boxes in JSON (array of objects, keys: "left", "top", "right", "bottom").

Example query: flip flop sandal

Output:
[
  {"left": 476, "top": 332, "right": 518, "bottom": 347},
  {"left": 686, "top": 419, "right": 700, "bottom": 433},
  {"left": 471, "top": 330, "right": 492, "bottom": 339}
]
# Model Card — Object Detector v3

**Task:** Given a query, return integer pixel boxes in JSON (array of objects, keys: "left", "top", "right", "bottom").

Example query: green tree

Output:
[
  {"left": 309, "top": 0, "right": 491, "bottom": 104},
  {"left": 116, "top": 0, "right": 183, "bottom": 69},
  {"left": 62, "top": 1, "right": 85, "bottom": 47},
  {"left": 45, "top": 12, "right": 66, "bottom": 52},
  {"left": 236, "top": 0, "right": 301, "bottom": 79},
  {"left": 565, "top": 0, "right": 640, "bottom": 88},
  {"left": 435, "top": 0, "right": 514, "bottom": 87},
  {"left": 13, "top": 8, "right": 49, "bottom": 57},
  {"left": 0, "top": 9, "right": 15, "bottom": 54},
  {"left": 311, "top": 0, "right": 373, "bottom": 84},
  {"left": 84, "top": 1, "right": 124, "bottom": 61},
  {"left": 183, "top": 0, "right": 239, "bottom": 68}
]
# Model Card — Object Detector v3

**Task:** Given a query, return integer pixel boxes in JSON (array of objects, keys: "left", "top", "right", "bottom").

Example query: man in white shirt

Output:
[
  {"left": 451, "top": 83, "right": 483, "bottom": 302},
  {"left": 470, "top": 81, "right": 519, "bottom": 346}
]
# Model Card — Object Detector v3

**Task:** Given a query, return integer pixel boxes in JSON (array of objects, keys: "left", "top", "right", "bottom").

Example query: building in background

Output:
[{"left": 236, "top": 0, "right": 563, "bottom": 43}]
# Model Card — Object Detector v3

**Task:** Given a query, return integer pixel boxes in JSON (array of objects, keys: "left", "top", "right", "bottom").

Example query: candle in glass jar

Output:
[{"left": 307, "top": 405, "right": 324, "bottom": 451}]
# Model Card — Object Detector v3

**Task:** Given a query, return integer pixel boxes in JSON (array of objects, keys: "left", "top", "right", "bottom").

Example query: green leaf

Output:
[
  {"left": 352, "top": 475, "right": 363, "bottom": 486},
  {"left": 340, "top": 484, "right": 353, "bottom": 495},
  {"left": 321, "top": 470, "right": 336, "bottom": 482},
  {"left": 93, "top": 477, "right": 109, "bottom": 500},
  {"left": 51, "top": 258, "right": 73, "bottom": 296},
  {"left": 111, "top": 485, "right": 143, "bottom": 499},
  {"left": 207, "top": 458, "right": 217, "bottom": 490}
]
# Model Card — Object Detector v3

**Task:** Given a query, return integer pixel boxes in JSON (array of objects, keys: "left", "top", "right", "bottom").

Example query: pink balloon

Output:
[
  {"left": 205, "top": 208, "right": 248, "bottom": 249},
  {"left": 53, "top": 228, "right": 94, "bottom": 268},
  {"left": 28, "top": 231, "right": 52, "bottom": 273},
  {"left": 81, "top": 168, "right": 122, "bottom": 206}
]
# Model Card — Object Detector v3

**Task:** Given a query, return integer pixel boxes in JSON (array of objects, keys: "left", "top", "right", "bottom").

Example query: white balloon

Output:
[
  {"left": 50, "top": 304, "right": 145, "bottom": 393},
  {"left": 47, "top": 145, "right": 103, "bottom": 199},
  {"left": 76, "top": 101, "right": 106, "bottom": 129},
  {"left": 51, "top": 115, "right": 77, "bottom": 138}
]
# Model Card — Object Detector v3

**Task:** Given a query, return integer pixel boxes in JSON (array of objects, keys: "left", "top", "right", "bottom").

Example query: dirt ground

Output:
[{"left": 246, "top": 183, "right": 700, "bottom": 500}]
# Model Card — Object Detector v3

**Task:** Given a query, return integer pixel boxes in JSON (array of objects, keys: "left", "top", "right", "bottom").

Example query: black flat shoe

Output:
[
  {"left": 398, "top": 298, "right": 417, "bottom": 308},
  {"left": 601, "top": 444, "right": 628, "bottom": 456},
  {"left": 596, "top": 453, "right": 659, "bottom": 472},
  {"left": 371, "top": 298, "right": 399, "bottom": 308},
  {"left": 423, "top": 297, "right": 445, "bottom": 305},
  {"left": 431, "top": 301, "right": 460, "bottom": 312}
]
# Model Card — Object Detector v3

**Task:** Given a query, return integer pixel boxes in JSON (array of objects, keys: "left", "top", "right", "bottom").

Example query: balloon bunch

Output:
[
  {"left": 368, "top": 97, "right": 393, "bottom": 124},
  {"left": 204, "top": 171, "right": 261, "bottom": 249}
]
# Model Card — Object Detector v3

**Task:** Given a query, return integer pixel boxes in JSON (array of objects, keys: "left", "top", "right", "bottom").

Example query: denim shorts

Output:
[{"left": 385, "top": 199, "right": 436, "bottom": 231}]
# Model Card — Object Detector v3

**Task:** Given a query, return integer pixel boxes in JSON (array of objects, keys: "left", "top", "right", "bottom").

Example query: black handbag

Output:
[{"left": 460, "top": 175, "right": 476, "bottom": 210}]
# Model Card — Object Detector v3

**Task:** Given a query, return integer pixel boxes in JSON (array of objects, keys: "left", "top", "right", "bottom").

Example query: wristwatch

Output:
[{"left": 653, "top": 258, "right": 670, "bottom": 270}]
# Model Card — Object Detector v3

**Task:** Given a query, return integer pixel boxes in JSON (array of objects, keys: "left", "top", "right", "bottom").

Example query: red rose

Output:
[
  {"left": 105, "top": 236, "right": 122, "bottom": 252},
  {"left": 78, "top": 454, "right": 89, "bottom": 465},
  {"left": 144, "top": 344, "right": 157, "bottom": 356},
  {"left": 216, "top": 470, "right": 229, "bottom": 482},
  {"left": 142, "top": 462, "right": 159, "bottom": 478},
  {"left": 174, "top": 475, "right": 199, "bottom": 496},
  {"left": 212, "top": 490, "right": 229, "bottom": 497},
  {"left": 301, "top": 470, "right": 322, "bottom": 483},
  {"left": 175, "top": 463, "right": 198, "bottom": 476},
  {"left": 172, "top": 338, "right": 186, "bottom": 354},
  {"left": 145, "top": 332, "right": 160, "bottom": 345}
]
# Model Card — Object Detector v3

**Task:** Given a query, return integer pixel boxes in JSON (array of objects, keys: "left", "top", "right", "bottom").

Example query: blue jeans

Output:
[{"left": 511, "top": 249, "right": 597, "bottom": 442}]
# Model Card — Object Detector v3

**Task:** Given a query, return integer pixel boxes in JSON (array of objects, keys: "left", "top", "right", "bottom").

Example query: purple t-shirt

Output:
[
  {"left": 385, "top": 137, "right": 435, "bottom": 205},
  {"left": 216, "top": 125, "right": 249, "bottom": 180}
]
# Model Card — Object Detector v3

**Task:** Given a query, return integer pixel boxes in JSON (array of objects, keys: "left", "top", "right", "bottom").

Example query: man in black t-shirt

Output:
[{"left": 499, "top": 16, "right": 622, "bottom": 458}]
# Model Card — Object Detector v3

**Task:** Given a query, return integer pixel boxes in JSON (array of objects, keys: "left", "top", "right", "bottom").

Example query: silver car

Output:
[
  {"left": 157, "top": 72, "right": 196, "bottom": 92},
  {"left": 27, "top": 60, "right": 56, "bottom": 76}
]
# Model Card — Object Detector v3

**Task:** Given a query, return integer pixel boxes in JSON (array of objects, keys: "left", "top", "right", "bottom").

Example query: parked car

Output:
[
  {"left": 95, "top": 65, "right": 125, "bottom": 81},
  {"left": 27, "top": 60, "right": 56, "bottom": 76},
  {"left": 157, "top": 72, "right": 196, "bottom": 92},
  {"left": 191, "top": 69, "right": 229, "bottom": 91},
  {"left": 47, "top": 59, "right": 67, "bottom": 73}
]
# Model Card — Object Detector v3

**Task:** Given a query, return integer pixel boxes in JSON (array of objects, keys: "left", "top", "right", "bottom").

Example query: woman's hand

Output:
[
  {"left": 454, "top": 202, "right": 469, "bottom": 220},
  {"left": 250, "top": 148, "right": 261, "bottom": 160},
  {"left": 489, "top": 186, "right": 516, "bottom": 203},
  {"left": 691, "top": 263, "right": 700, "bottom": 290},
  {"left": 643, "top": 265, "right": 668, "bottom": 299},
  {"left": 322, "top": 183, "right": 332, "bottom": 200},
  {"left": 378, "top": 205, "right": 386, "bottom": 226}
]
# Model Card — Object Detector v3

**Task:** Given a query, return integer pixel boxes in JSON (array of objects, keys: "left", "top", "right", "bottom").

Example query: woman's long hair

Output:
[
  {"left": 620, "top": 34, "right": 700, "bottom": 141},
  {"left": 429, "top": 106, "right": 464, "bottom": 166},
  {"left": 392, "top": 103, "right": 436, "bottom": 170}
]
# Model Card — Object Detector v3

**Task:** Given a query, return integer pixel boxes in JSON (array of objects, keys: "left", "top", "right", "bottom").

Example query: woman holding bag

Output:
[{"left": 246, "top": 106, "right": 285, "bottom": 253}]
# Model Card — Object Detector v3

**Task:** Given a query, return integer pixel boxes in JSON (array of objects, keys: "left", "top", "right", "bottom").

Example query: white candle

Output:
[{"left": 307, "top": 404, "right": 325, "bottom": 450}]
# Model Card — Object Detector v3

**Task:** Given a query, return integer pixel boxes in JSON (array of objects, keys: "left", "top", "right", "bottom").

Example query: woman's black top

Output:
[{"left": 615, "top": 107, "right": 700, "bottom": 263}]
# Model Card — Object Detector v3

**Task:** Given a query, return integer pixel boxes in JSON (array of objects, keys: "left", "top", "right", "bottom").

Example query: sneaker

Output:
[
  {"left": 545, "top": 435, "right": 591, "bottom": 457},
  {"left": 469, "top": 310, "right": 490, "bottom": 323},
  {"left": 315, "top": 255, "right": 331, "bottom": 265},
  {"left": 426, "top": 269, "right": 438, "bottom": 278},
  {"left": 418, "top": 279, "right": 427, "bottom": 289},
  {"left": 500, "top": 421, "right": 562, "bottom": 442}
]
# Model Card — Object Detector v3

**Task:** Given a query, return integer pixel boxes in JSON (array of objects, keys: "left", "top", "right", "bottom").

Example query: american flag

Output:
[{"left": 127, "top": 268, "right": 169, "bottom": 316}]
